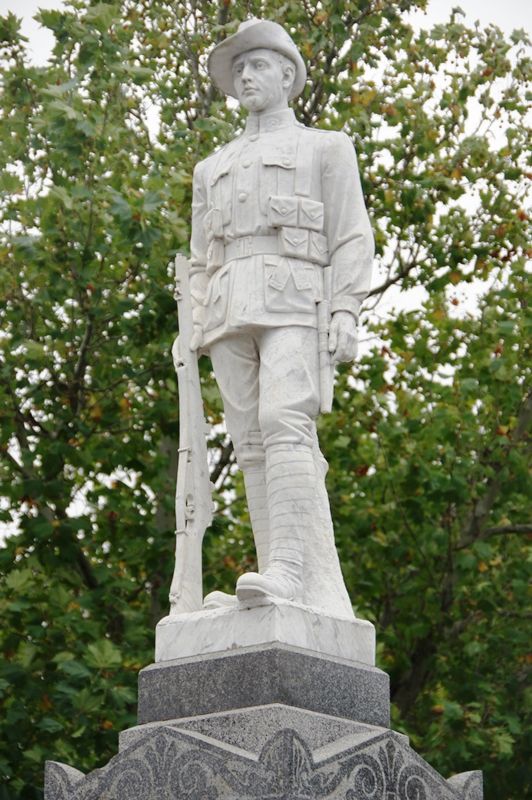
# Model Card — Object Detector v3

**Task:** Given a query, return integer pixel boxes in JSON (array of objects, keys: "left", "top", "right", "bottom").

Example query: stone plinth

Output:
[
  {"left": 155, "top": 599, "right": 375, "bottom": 664},
  {"left": 139, "top": 643, "right": 389, "bottom": 727}
]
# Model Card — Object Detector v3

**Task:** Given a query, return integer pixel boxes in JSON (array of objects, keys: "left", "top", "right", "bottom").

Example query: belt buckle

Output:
[{"left": 238, "top": 235, "right": 253, "bottom": 257}]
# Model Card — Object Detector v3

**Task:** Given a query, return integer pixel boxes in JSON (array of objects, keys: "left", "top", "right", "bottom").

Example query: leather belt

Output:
[{"left": 224, "top": 235, "right": 279, "bottom": 261}]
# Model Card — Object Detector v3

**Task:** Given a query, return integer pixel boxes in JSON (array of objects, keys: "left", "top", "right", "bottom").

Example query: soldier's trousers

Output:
[
  {"left": 209, "top": 324, "right": 353, "bottom": 617},
  {"left": 209, "top": 325, "right": 320, "bottom": 466}
]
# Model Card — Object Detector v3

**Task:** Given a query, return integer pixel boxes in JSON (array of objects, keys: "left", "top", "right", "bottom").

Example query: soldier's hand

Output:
[
  {"left": 328, "top": 311, "right": 358, "bottom": 363},
  {"left": 189, "top": 325, "right": 204, "bottom": 352}
]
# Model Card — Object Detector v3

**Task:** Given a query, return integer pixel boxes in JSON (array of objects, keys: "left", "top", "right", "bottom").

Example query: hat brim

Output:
[{"left": 208, "top": 20, "right": 307, "bottom": 102}]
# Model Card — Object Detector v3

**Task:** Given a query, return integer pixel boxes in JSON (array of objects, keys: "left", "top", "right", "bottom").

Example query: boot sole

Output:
[{"left": 236, "top": 584, "right": 295, "bottom": 603}]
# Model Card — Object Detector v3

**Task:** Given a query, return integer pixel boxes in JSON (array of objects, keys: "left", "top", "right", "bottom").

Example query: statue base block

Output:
[{"left": 155, "top": 599, "right": 375, "bottom": 664}]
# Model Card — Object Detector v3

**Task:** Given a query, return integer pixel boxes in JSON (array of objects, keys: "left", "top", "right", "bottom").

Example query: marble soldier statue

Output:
[{"left": 189, "top": 18, "right": 374, "bottom": 617}]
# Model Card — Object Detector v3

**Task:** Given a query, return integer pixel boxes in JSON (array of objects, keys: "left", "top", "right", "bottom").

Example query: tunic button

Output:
[
  {"left": 238, "top": 192, "right": 248, "bottom": 202},
  {"left": 282, "top": 158, "right": 291, "bottom": 166},
  {"left": 249, "top": 134, "right": 259, "bottom": 142},
  {"left": 242, "top": 159, "right": 251, "bottom": 168}
]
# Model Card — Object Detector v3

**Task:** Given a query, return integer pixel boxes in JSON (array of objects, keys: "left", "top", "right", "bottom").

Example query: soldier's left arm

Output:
[
  {"left": 189, "top": 159, "right": 210, "bottom": 351},
  {"left": 321, "top": 131, "right": 374, "bottom": 361}
]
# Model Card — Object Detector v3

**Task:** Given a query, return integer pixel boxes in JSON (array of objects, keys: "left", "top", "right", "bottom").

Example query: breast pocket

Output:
[{"left": 260, "top": 149, "right": 296, "bottom": 214}]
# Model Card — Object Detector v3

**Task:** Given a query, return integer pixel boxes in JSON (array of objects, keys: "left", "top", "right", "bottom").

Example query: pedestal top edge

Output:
[
  {"left": 142, "top": 641, "right": 386, "bottom": 673},
  {"left": 156, "top": 598, "right": 374, "bottom": 628}
]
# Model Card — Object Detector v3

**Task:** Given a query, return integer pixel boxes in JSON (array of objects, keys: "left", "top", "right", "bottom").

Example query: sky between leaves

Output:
[{"left": 8, "top": 0, "right": 532, "bottom": 66}]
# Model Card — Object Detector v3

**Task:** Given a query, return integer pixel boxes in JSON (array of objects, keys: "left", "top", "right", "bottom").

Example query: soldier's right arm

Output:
[
  {"left": 320, "top": 131, "right": 374, "bottom": 322},
  {"left": 189, "top": 160, "right": 209, "bottom": 343}
]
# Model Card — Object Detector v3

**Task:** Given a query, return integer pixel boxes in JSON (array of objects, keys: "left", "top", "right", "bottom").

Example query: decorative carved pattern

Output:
[
  {"left": 43, "top": 766, "right": 72, "bottom": 800},
  {"left": 44, "top": 762, "right": 84, "bottom": 800},
  {"left": 44, "top": 726, "right": 482, "bottom": 800}
]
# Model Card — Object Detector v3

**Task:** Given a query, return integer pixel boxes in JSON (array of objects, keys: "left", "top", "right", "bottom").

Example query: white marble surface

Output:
[
  {"left": 169, "top": 18, "right": 374, "bottom": 619},
  {"left": 155, "top": 599, "right": 375, "bottom": 665}
]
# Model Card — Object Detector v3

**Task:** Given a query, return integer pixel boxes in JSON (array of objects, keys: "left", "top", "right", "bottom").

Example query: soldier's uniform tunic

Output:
[{"left": 190, "top": 108, "right": 374, "bottom": 471}]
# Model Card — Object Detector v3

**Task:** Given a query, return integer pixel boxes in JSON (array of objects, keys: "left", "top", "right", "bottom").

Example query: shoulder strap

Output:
[{"left": 294, "top": 127, "right": 313, "bottom": 198}]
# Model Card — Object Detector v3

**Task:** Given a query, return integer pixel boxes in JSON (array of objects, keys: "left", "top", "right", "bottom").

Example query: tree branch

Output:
[
  {"left": 455, "top": 523, "right": 532, "bottom": 549},
  {"left": 210, "top": 440, "right": 234, "bottom": 486},
  {"left": 69, "top": 316, "right": 94, "bottom": 413},
  {"left": 459, "top": 391, "right": 532, "bottom": 549},
  {"left": 367, "top": 259, "right": 419, "bottom": 298},
  {"left": 482, "top": 523, "right": 531, "bottom": 537}
]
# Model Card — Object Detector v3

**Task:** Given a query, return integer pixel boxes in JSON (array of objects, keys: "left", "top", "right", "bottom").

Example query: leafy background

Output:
[{"left": 0, "top": 1, "right": 530, "bottom": 797}]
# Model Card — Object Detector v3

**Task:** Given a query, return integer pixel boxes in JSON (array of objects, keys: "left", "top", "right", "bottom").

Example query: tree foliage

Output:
[{"left": 0, "top": 1, "right": 530, "bottom": 797}]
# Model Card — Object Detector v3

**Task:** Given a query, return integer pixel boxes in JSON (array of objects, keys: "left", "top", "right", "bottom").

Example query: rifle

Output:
[
  {"left": 168, "top": 254, "right": 213, "bottom": 615},
  {"left": 317, "top": 265, "right": 335, "bottom": 413}
]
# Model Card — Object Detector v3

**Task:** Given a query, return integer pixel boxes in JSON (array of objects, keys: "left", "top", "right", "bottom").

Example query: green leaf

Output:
[
  {"left": 4, "top": 569, "right": 34, "bottom": 593},
  {"left": 86, "top": 639, "right": 122, "bottom": 669},
  {"left": 58, "top": 660, "right": 91, "bottom": 679},
  {"left": 50, "top": 185, "right": 74, "bottom": 210},
  {"left": 37, "top": 717, "right": 64, "bottom": 733}
]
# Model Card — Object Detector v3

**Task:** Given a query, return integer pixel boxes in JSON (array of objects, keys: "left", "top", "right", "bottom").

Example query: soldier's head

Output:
[
  {"left": 208, "top": 19, "right": 307, "bottom": 113},
  {"left": 231, "top": 48, "right": 296, "bottom": 113}
]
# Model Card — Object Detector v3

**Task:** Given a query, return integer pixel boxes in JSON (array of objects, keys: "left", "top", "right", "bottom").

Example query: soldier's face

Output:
[{"left": 232, "top": 49, "right": 290, "bottom": 113}]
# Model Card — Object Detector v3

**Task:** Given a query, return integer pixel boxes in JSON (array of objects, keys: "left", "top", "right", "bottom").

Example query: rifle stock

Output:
[{"left": 168, "top": 254, "right": 213, "bottom": 615}]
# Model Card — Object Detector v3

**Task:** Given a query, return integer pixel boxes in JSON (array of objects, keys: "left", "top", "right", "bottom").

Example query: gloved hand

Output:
[
  {"left": 328, "top": 311, "right": 358, "bottom": 363},
  {"left": 189, "top": 325, "right": 204, "bottom": 352}
]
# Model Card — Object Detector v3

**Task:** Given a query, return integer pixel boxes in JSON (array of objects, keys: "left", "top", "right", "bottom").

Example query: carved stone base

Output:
[
  {"left": 45, "top": 703, "right": 483, "bottom": 799},
  {"left": 44, "top": 609, "right": 483, "bottom": 799}
]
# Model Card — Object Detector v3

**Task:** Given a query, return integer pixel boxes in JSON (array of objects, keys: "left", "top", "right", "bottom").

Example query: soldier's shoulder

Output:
[
  {"left": 197, "top": 136, "right": 241, "bottom": 165},
  {"left": 296, "top": 124, "right": 351, "bottom": 149},
  {"left": 298, "top": 123, "right": 350, "bottom": 140},
  {"left": 194, "top": 136, "right": 241, "bottom": 179}
]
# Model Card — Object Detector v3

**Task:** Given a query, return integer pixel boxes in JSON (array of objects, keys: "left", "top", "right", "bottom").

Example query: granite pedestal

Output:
[
  {"left": 44, "top": 601, "right": 483, "bottom": 799},
  {"left": 139, "top": 643, "right": 389, "bottom": 727}
]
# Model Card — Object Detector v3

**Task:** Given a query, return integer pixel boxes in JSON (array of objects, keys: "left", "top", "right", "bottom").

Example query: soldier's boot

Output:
[
  {"left": 203, "top": 590, "right": 236, "bottom": 609},
  {"left": 244, "top": 461, "right": 270, "bottom": 573},
  {"left": 204, "top": 462, "right": 270, "bottom": 609},
  {"left": 236, "top": 444, "right": 313, "bottom": 603}
]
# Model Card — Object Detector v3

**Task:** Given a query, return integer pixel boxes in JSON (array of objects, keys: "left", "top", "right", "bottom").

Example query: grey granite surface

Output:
[
  {"left": 45, "top": 714, "right": 483, "bottom": 799},
  {"left": 120, "top": 703, "right": 408, "bottom": 754},
  {"left": 138, "top": 643, "right": 390, "bottom": 728}
]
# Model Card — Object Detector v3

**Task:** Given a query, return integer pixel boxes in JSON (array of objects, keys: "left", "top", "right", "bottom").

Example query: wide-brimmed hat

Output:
[{"left": 208, "top": 18, "right": 307, "bottom": 101}]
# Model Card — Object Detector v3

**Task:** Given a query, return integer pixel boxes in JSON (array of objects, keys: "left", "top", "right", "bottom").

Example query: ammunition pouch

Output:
[{"left": 269, "top": 195, "right": 328, "bottom": 266}]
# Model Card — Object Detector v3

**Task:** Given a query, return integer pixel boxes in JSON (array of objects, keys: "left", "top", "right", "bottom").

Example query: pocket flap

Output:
[
  {"left": 309, "top": 231, "right": 328, "bottom": 254},
  {"left": 308, "top": 231, "right": 329, "bottom": 266},
  {"left": 262, "top": 149, "right": 296, "bottom": 169},
  {"left": 291, "top": 262, "right": 314, "bottom": 291},
  {"left": 266, "top": 257, "right": 290, "bottom": 291},
  {"left": 300, "top": 198, "right": 324, "bottom": 227},
  {"left": 282, "top": 228, "right": 309, "bottom": 248},
  {"left": 268, "top": 195, "right": 299, "bottom": 228},
  {"left": 269, "top": 196, "right": 298, "bottom": 218}
]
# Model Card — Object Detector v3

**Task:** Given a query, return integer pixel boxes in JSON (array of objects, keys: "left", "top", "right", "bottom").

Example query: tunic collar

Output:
[{"left": 244, "top": 107, "right": 297, "bottom": 136}]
